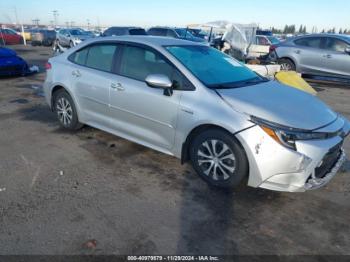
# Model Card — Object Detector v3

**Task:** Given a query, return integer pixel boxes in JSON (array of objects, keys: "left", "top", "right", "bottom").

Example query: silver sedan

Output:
[
  {"left": 271, "top": 34, "right": 350, "bottom": 79},
  {"left": 44, "top": 36, "right": 350, "bottom": 192}
]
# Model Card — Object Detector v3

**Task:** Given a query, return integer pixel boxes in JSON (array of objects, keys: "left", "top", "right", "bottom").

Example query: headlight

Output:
[{"left": 251, "top": 116, "right": 335, "bottom": 150}]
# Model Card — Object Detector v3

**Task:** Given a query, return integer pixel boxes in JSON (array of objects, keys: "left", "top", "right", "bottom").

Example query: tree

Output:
[
  {"left": 321, "top": 29, "right": 325, "bottom": 33},
  {"left": 298, "top": 25, "right": 303, "bottom": 34},
  {"left": 339, "top": 28, "right": 343, "bottom": 34},
  {"left": 303, "top": 26, "right": 307, "bottom": 34}
]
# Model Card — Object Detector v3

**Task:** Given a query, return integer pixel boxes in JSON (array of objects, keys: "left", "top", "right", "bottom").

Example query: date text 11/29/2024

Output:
[{"left": 127, "top": 256, "right": 220, "bottom": 261}]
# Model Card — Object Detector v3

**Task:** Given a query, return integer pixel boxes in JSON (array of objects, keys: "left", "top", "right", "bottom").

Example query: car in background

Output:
[
  {"left": 31, "top": 29, "right": 57, "bottom": 46},
  {"left": 0, "top": 47, "right": 29, "bottom": 76},
  {"left": 0, "top": 28, "right": 24, "bottom": 45},
  {"left": 56, "top": 28, "right": 93, "bottom": 48},
  {"left": 102, "top": 27, "right": 147, "bottom": 37},
  {"left": 44, "top": 36, "right": 349, "bottom": 192},
  {"left": 248, "top": 35, "right": 280, "bottom": 59},
  {"left": 147, "top": 27, "right": 207, "bottom": 43},
  {"left": 270, "top": 34, "right": 350, "bottom": 79},
  {"left": 187, "top": 28, "right": 210, "bottom": 40}
]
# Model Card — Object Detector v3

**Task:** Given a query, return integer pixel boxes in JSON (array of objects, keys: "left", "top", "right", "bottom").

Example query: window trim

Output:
[{"left": 68, "top": 42, "right": 120, "bottom": 74}]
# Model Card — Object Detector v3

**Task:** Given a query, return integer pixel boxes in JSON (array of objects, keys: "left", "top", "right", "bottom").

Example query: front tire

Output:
[
  {"left": 279, "top": 58, "right": 296, "bottom": 71},
  {"left": 190, "top": 129, "right": 249, "bottom": 188},
  {"left": 53, "top": 90, "right": 82, "bottom": 130}
]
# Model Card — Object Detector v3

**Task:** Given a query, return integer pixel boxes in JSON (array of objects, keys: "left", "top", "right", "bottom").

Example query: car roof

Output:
[
  {"left": 107, "top": 26, "right": 143, "bottom": 30},
  {"left": 87, "top": 35, "right": 204, "bottom": 46},
  {"left": 289, "top": 34, "right": 350, "bottom": 43}
]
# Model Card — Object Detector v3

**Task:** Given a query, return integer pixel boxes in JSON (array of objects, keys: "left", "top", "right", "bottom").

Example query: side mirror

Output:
[
  {"left": 345, "top": 47, "right": 350, "bottom": 55},
  {"left": 145, "top": 74, "right": 173, "bottom": 96}
]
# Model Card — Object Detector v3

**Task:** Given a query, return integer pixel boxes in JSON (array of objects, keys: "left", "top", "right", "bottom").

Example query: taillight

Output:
[
  {"left": 45, "top": 62, "right": 52, "bottom": 70},
  {"left": 269, "top": 45, "right": 277, "bottom": 53}
]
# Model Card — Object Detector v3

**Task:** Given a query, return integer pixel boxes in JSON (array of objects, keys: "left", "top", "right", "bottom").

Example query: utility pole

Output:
[
  {"left": 87, "top": 19, "right": 90, "bottom": 30},
  {"left": 52, "top": 10, "right": 59, "bottom": 28},
  {"left": 13, "top": 6, "right": 19, "bottom": 25}
]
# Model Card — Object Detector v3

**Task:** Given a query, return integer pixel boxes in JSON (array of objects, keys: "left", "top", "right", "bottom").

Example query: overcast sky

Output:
[{"left": 1, "top": 0, "right": 349, "bottom": 30}]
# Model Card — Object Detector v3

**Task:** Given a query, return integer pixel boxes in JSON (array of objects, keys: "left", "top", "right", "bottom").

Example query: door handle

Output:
[
  {"left": 72, "top": 70, "right": 81, "bottom": 77},
  {"left": 111, "top": 83, "right": 124, "bottom": 91},
  {"left": 323, "top": 54, "right": 332, "bottom": 58},
  {"left": 294, "top": 50, "right": 301, "bottom": 54}
]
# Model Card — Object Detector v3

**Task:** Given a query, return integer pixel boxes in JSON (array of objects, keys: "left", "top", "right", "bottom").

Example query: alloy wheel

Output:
[
  {"left": 56, "top": 97, "right": 73, "bottom": 126},
  {"left": 197, "top": 139, "right": 236, "bottom": 181}
]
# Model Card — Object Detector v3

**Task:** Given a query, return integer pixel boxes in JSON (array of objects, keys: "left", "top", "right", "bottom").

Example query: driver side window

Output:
[
  {"left": 119, "top": 45, "right": 194, "bottom": 90},
  {"left": 325, "top": 38, "right": 349, "bottom": 53}
]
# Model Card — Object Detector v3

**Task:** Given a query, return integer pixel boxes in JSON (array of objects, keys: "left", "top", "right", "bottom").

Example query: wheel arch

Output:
[
  {"left": 181, "top": 124, "right": 247, "bottom": 165},
  {"left": 50, "top": 85, "right": 80, "bottom": 120},
  {"left": 278, "top": 56, "right": 297, "bottom": 70}
]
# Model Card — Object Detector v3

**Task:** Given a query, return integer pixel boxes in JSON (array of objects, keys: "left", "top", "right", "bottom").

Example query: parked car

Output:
[
  {"left": 247, "top": 35, "right": 280, "bottom": 59},
  {"left": 102, "top": 27, "right": 147, "bottom": 37},
  {"left": 147, "top": 27, "right": 206, "bottom": 43},
  {"left": 56, "top": 28, "right": 93, "bottom": 48},
  {"left": 270, "top": 34, "right": 350, "bottom": 79},
  {"left": 0, "top": 28, "right": 24, "bottom": 45},
  {"left": 31, "top": 29, "right": 57, "bottom": 46},
  {"left": 44, "top": 36, "right": 349, "bottom": 192},
  {"left": 0, "top": 47, "right": 29, "bottom": 76},
  {"left": 187, "top": 28, "right": 210, "bottom": 40}
]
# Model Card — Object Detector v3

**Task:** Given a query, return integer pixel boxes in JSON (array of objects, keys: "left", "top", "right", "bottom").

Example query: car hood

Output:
[
  {"left": 217, "top": 80, "right": 337, "bottom": 130},
  {"left": 0, "top": 48, "right": 16, "bottom": 58}
]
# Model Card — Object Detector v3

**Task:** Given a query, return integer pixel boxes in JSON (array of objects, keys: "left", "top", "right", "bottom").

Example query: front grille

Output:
[{"left": 315, "top": 142, "right": 343, "bottom": 178}]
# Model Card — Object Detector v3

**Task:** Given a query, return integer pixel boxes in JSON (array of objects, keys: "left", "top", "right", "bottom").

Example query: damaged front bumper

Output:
[
  {"left": 305, "top": 149, "right": 346, "bottom": 190},
  {"left": 236, "top": 122, "right": 349, "bottom": 192}
]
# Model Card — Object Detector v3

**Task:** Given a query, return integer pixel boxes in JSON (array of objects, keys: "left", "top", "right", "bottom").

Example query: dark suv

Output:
[
  {"left": 147, "top": 27, "right": 206, "bottom": 43},
  {"left": 102, "top": 27, "right": 147, "bottom": 37}
]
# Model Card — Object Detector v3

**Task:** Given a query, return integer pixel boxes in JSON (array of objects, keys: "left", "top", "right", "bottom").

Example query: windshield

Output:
[
  {"left": 267, "top": 36, "right": 280, "bottom": 45},
  {"left": 175, "top": 29, "right": 194, "bottom": 39},
  {"left": 166, "top": 45, "right": 265, "bottom": 88}
]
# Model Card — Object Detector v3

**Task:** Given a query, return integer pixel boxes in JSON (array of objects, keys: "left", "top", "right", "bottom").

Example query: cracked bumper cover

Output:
[
  {"left": 304, "top": 149, "right": 346, "bottom": 190},
  {"left": 236, "top": 124, "right": 348, "bottom": 192}
]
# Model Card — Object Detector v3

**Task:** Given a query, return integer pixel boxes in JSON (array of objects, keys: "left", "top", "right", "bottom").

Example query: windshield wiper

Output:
[{"left": 208, "top": 77, "right": 269, "bottom": 89}]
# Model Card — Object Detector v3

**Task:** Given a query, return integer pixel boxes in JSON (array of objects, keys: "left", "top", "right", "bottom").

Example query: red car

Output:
[{"left": 0, "top": 28, "right": 23, "bottom": 45}]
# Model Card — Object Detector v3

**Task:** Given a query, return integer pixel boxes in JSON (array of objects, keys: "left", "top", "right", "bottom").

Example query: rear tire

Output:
[
  {"left": 53, "top": 90, "right": 83, "bottom": 131},
  {"left": 190, "top": 129, "right": 249, "bottom": 188},
  {"left": 279, "top": 58, "right": 296, "bottom": 71}
]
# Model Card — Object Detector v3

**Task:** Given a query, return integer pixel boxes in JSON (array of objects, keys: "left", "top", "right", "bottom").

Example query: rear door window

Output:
[
  {"left": 294, "top": 37, "right": 322, "bottom": 49},
  {"left": 85, "top": 44, "right": 118, "bottom": 72},
  {"left": 69, "top": 47, "right": 89, "bottom": 66}
]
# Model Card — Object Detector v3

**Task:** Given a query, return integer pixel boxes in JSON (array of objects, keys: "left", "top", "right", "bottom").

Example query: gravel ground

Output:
[{"left": 0, "top": 45, "right": 349, "bottom": 256}]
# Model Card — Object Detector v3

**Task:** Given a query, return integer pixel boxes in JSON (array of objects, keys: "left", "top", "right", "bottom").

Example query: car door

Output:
[
  {"left": 69, "top": 43, "right": 119, "bottom": 127},
  {"left": 108, "top": 44, "right": 182, "bottom": 150},
  {"left": 292, "top": 37, "right": 326, "bottom": 74},
  {"left": 4, "top": 29, "right": 17, "bottom": 44},
  {"left": 321, "top": 37, "right": 350, "bottom": 78}
]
